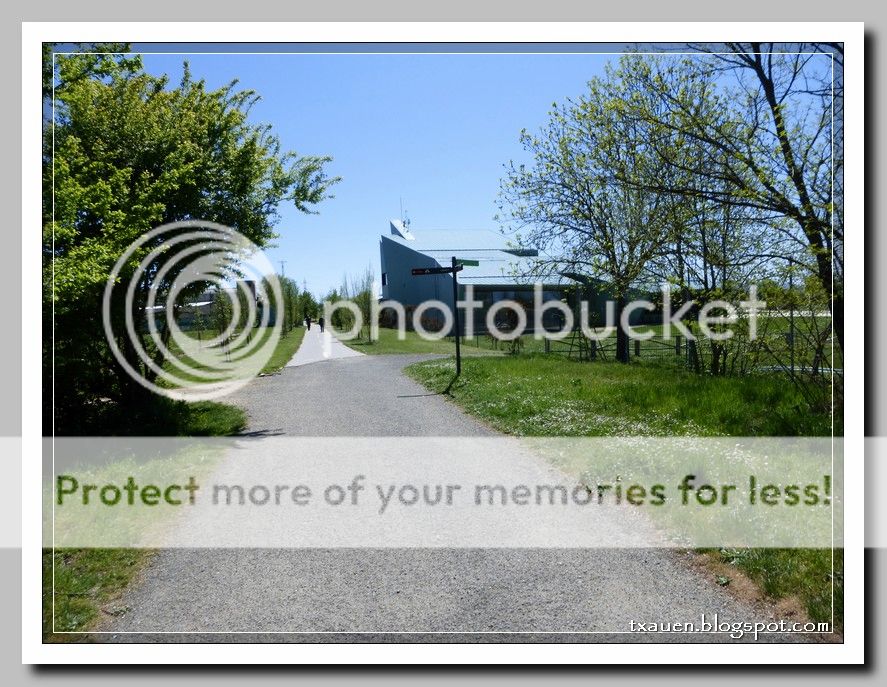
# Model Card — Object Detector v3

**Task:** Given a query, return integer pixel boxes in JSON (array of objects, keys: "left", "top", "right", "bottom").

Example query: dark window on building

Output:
[{"left": 381, "top": 273, "right": 388, "bottom": 286}]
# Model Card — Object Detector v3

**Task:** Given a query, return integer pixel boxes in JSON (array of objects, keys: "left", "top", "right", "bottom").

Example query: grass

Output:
[
  {"left": 704, "top": 547, "right": 842, "bottom": 631},
  {"left": 44, "top": 549, "right": 149, "bottom": 638},
  {"left": 72, "top": 396, "right": 247, "bottom": 437},
  {"left": 338, "top": 327, "right": 503, "bottom": 356},
  {"left": 257, "top": 325, "right": 306, "bottom": 373},
  {"left": 406, "top": 354, "right": 834, "bottom": 437},
  {"left": 405, "top": 354, "right": 841, "bottom": 631},
  {"left": 177, "top": 400, "right": 248, "bottom": 435},
  {"left": 158, "top": 325, "right": 306, "bottom": 385}
]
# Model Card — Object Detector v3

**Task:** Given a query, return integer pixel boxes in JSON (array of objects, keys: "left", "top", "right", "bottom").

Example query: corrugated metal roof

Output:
[
  {"left": 457, "top": 262, "right": 575, "bottom": 286},
  {"left": 386, "top": 228, "right": 519, "bottom": 251},
  {"left": 383, "top": 228, "right": 571, "bottom": 286}
]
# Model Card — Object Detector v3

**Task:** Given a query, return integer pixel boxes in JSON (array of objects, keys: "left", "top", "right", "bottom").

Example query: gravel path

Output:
[{"left": 101, "top": 347, "right": 801, "bottom": 643}]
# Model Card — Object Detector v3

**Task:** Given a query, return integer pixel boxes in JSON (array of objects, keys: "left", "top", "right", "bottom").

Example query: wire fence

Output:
[{"left": 536, "top": 309, "right": 840, "bottom": 380}]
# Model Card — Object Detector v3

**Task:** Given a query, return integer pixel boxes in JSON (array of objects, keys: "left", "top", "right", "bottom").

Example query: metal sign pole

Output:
[
  {"left": 452, "top": 256, "right": 461, "bottom": 376},
  {"left": 411, "top": 261, "right": 466, "bottom": 377}
]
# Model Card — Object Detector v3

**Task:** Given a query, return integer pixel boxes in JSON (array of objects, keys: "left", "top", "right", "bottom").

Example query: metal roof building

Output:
[{"left": 379, "top": 220, "right": 574, "bottom": 334}]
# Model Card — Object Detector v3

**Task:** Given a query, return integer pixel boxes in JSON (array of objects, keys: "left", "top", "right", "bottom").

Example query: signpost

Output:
[{"left": 411, "top": 256, "right": 465, "bottom": 376}]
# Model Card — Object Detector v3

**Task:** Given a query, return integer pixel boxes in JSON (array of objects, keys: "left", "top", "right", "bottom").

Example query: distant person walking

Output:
[
  {"left": 318, "top": 316, "right": 325, "bottom": 333},
  {"left": 305, "top": 315, "right": 311, "bottom": 331}
]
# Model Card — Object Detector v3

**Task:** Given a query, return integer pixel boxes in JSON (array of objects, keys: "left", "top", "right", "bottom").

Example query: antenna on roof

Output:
[{"left": 400, "top": 197, "right": 410, "bottom": 230}]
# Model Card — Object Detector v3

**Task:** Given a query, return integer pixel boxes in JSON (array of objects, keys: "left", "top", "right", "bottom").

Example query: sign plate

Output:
[{"left": 411, "top": 265, "right": 463, "bottom": 276}]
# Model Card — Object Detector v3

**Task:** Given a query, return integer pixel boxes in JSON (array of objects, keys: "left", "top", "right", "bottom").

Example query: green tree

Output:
[
  {"left": 45, "top": 47, "right": 339, "bottom": 432},
  {"left": 618, "top": 46, "right": 842, "bottom": 349},
  {"left": 210, "top": 288, "right": 234, "bottom": 356},
  {"left": 264, "top": 276, "right": 300, "bottom": 332},
  {"left": 282, "top": 277, "right": 299, "bottom": 332},
  {"left": 297, "top": 289, "right": 319, "bottom": 325},
  {"left": 498, "top": 60, "right": 679, "bottom": 362},
  {"left": 350, "top": 265, "right": 376, "bottom": 342}
]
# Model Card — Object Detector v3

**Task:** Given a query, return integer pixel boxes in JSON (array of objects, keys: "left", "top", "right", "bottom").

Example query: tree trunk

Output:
[
  {"left": 832, "top": 292, "right": 844, "bottom": 352},
  {"left": 615, "top": 295, "right": 630, "bottom": 364},
  {"left": 688, "top": 339, "right": 701, "bottom": 374},
  {"left": 710, "top": 342, "right": 724, "bottom": 376},
  {"left": 751, "top": 47, "right": 843, "bottom": 352}
]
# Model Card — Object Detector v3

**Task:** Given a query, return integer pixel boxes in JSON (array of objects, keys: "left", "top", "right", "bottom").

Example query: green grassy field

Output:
[
  {"left": 405, "top": 354, "right": 841, "bottom": 630},
  {"left": 258, "top": 326, "right": 306, "bottom": 373},
  {"left": 158, "top": 325, "right": 306, "bottom": 385},
  {"left": 44, "top": 548, "right": 149, "bottom": 636},
  {"left": 406, "top": 354, "right": 834, "bottom": 436},
  {"left": 338, "top": 327, "right": 503, "bottom": 356}
]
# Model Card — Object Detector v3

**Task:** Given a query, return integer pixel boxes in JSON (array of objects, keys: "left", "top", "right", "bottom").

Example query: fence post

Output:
[
  {"left": 634, "top": 339, "right": 641, "bottom": 357},
  {"left": 675, "top": 335, "right": 681, "bottom": 356},
  {"left": 590, "top": 339, "right": 597, "bottom": 360},
  {"left": 544, "top": 337, "right": 550, "bottom": 354}
]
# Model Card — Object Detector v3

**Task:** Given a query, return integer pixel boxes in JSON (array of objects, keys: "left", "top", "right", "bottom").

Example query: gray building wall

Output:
[{"left": 380, "top": 235, "right": 457, "bottom": 310}]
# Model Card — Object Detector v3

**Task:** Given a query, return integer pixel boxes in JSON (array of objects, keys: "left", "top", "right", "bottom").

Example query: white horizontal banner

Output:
[{"left": 44, "top": 436, "right": 841, "bottom": 549}]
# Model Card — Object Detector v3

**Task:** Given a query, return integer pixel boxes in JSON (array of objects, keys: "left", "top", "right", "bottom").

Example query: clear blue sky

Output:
[{"left": 137, "top": 45, "right": 618, "bottom": 297}]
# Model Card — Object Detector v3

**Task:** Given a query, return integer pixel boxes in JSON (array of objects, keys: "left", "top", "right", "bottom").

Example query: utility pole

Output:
[{"left": 279, "top": 260, "right": 287, "bottom": 278}]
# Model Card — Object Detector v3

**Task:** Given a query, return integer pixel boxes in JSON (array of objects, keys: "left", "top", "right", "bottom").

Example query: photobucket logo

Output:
[
  {"left": 102, "top": 221, "right": 282, "bottom": 401},
  {"left": 324, "top": 283, "right": 766, "bottom": 343}
]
